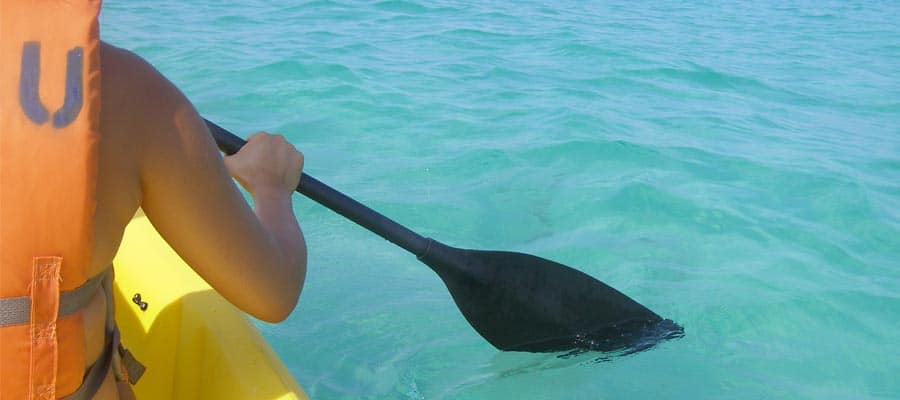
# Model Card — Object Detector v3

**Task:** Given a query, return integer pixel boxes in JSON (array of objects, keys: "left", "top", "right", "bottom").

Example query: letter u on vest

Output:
[{"left": 1, "top": 0, "right": 103, "bottom": 398}]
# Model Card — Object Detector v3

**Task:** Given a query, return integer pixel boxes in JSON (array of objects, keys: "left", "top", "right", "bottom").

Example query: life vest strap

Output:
[
  {"left": 0, "top": 267, "right": 110, "bottom": 327},
  {"left": 57, "top": 326, "right": 117, "bottom": 400}
]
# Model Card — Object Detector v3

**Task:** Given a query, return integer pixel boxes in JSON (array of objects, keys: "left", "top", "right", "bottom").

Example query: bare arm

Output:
[{"left": 100, "top": 42, "right": 306, "bottom": 322}]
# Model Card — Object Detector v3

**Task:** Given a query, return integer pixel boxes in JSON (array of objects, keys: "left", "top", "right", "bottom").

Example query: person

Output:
[
  {"left": 96, "top": 41, "right": 309, "bottom": 399},
  {"left": 1, "top": 3, "right": 307, "bottom": 397}
]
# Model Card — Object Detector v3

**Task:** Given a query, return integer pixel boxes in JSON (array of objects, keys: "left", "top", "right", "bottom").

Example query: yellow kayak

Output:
[{"left": 112, "top": 213, "right": 308, "bottom": 399}]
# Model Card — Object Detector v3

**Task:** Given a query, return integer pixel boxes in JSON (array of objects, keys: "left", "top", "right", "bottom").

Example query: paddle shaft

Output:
[
  {"left": 205, "top": 119, "right": 678, "bottom": 352},
  {"left": 204, "top": 119, "right": 431, "bottom": 257}
]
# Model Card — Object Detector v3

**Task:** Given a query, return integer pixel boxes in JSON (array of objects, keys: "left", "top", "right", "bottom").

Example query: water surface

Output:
[{"left": 102, "top": 1, "right": 900, "bottom": 398}]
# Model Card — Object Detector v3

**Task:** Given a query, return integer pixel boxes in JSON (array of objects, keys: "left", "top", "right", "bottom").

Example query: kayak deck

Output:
[{"left": 113, "top": 214, "right": 307, "bottom": 399}]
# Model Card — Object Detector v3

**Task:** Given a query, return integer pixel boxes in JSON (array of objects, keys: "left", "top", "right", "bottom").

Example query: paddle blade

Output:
[{"left": 418, "top": 240, "right": 683, "bottom": 353}]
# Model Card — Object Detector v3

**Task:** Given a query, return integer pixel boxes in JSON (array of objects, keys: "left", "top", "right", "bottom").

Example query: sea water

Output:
[{"left": 101, "top": 1, "right": 899, "bottom": 398}]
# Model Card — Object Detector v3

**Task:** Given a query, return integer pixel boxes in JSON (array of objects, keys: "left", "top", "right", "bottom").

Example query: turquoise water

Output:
[{"left": 101, "top": 1, "right": 900, "bottom": 398}]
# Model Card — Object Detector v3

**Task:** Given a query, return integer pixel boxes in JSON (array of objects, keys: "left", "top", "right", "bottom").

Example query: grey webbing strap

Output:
[
  {"left": 59, "top": 327, "right": 118, "bottom": 400},
  {"left": 0, "top": 267, "right": 110, "bottom": 327},
  {"left": 118, "top": 345, "right": 146, "bottom": 385},
  {"left": 60, "top": 267, "right": 119, "bottom": 400}
]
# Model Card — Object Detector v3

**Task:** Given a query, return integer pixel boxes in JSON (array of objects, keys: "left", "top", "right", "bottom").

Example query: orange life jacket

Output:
[{"left": 0, "top": 1, "right": 106, "bottom": 398}]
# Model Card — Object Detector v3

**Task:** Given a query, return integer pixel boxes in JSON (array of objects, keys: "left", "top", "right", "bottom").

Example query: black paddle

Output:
[{"left": 205, "top": 119, "right": 682, "bottom": 353}]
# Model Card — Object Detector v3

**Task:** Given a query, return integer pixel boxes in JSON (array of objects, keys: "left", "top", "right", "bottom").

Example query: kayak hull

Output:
[{"left": 113, "top": 214, "right": 307, "bottom": 399}]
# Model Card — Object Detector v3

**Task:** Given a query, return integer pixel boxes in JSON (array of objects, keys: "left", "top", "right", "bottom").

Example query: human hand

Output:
[{"left": 223, "top": 132, "right": 304, "bottom": 197}]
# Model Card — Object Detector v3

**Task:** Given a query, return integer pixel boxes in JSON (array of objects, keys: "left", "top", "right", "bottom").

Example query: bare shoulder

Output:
[
  {"left": 99, "top": 41, "right": 165, "bottom": 94},
  {"left": 98, "top": 41, "right": 164, "bottom": 154},
  {"left": 99, "top": 41, "right": 216, "bottom": 173},
  {"left": 99, "top": 41, "right": 162, "bottom": 112},
  {"left": 99, "top": 41, "right": 189, "bottom": 134}
]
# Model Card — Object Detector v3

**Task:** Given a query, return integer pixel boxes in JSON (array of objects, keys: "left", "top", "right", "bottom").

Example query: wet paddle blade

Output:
[{"left": 419, "top": 240, "right": 682, "bottom": 352}]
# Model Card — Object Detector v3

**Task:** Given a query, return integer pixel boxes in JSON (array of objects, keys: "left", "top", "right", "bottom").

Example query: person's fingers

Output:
[{"left": 246, "top": 131, "right": 268, "bottom": 142}]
